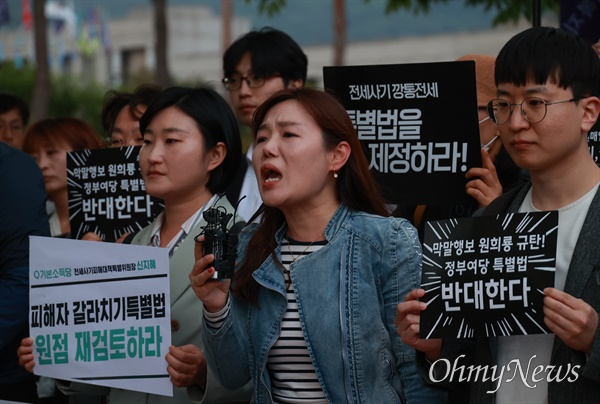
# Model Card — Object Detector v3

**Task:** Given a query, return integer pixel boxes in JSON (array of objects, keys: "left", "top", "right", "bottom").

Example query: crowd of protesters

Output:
[{"left": 2, "top": 25, "right": 600, "bottom": 404}]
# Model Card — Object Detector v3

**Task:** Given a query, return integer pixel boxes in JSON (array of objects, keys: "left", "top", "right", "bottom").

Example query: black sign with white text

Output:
[
  {"left": 67, "top": 147, "right": 163, "bottom": 242},
  {"left": 588, "top": 119, "right": 600, "bottom": 164},
  {"left": 323, "top": 61, "right": 481, "bottom": 205},
  {"left": 420, "top": 211, "right": 558, "bottom": 339}
]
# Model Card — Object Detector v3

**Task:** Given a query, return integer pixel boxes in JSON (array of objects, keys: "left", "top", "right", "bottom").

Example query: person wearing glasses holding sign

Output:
[{"left": 396, "top": 27, "right": 600, "bottom": 403}]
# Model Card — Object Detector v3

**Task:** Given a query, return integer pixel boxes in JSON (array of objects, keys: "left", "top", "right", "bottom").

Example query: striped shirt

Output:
[
  {"left": 270, "top": 238, "right": 328, "bottom": 403},
  {"left": 204, "top": 237, "right": 328, "bottom": 403}
]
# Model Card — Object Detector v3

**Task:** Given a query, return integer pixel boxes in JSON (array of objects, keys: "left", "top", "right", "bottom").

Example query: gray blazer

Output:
[
  {"left": 418, "top": 183, "right": 600, "bottom": 403},
  {"left": 58, "top": 196, "right": 252, "bottom": 403}
]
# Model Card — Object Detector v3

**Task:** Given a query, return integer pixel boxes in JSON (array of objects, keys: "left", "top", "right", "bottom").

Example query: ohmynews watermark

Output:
[{"left": 429, "top": 355, "right": 580, "bottom": 393}]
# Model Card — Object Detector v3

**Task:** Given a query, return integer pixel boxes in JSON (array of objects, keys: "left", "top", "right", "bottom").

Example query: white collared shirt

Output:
[
  {"left": 237, "top": 145, "right": 263, "bottom": 222},
  {"left": 148, "top": 194, "right": 218, "bottom": 257}
]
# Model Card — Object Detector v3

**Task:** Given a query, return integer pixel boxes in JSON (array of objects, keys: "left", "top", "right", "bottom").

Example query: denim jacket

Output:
[{"left": 202, "top": 204, "right": 447, "bottom": 403}]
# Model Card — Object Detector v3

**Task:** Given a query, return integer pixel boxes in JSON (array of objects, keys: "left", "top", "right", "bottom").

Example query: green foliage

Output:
[
  {"left": 0, "top": 62, "right": 107, "bottom": 139},
  {"left": 371, "top": 0, "right": 559, "bottom": 26},
  {"left": 251, "top": 0, "right": 559, "bottom": 26},
  {"left": 0, "top": 62, "right": 36, "bottom": 105},
  {"left": 245, "top": 0, "right": 287, "bottom": 17},
  {"left": 0, "top": 61, "right": 210, "bottom": 144},
  {"left": 376, "top": 0, "right": 448, "bottom": 14},
  {"left": 464, "top": 0, "right": 560, "bottom": 26}
]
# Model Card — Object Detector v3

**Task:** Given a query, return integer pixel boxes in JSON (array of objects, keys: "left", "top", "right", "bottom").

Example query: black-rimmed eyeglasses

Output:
[
  {"left": 222, "top": 74, "right": 279, "bottom": 91},
  {"left": 486, "top": 97, "right": 580, "bottom": 125}
]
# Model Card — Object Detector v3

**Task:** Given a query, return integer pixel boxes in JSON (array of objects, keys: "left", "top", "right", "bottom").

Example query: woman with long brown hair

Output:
[{"left": 190, "top": 88, "right": 447, "bottom": 403}]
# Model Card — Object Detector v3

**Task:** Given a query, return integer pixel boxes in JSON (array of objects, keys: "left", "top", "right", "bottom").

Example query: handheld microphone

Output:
[{"left": 195, "top": 205, "right": 246, "bottom": 280}]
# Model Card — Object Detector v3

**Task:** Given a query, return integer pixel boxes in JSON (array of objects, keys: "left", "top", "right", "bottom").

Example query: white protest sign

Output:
[{"left": 29, "top": 236, "right": 172, "bottom": 397}]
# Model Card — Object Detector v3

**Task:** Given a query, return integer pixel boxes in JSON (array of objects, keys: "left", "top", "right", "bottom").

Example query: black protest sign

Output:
[
  {"left": 588, "top": 119, "right": 600, "bottom": 164},
  {"left": 323, "top": 61, "right": 481, "bottom": 205},
  {"left": 560, "top": 0, "right": 600, "bottom": 45},
  {"left": 420, "top": 211, "right": 558, "bottom": 338},
  {"left": 67, "top": 146, "right": 163, "bottom": 241}
]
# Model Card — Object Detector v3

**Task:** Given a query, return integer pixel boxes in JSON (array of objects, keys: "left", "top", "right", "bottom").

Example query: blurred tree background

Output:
[
  {"left": 0, "top": 0, "right": 563, "bottom": 142},
  {"left": 0, "top": 61, "right": 106, "bottom": 136}
]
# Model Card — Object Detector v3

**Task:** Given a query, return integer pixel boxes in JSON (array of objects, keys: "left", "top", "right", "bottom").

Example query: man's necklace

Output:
[{"left": 286, "top": 233, "right": 324, "bottom": 264}]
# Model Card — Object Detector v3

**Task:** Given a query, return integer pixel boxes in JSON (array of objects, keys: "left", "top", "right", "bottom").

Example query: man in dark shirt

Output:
[{"left": 0, "top": 142, "right": 50, "bottom": 403}]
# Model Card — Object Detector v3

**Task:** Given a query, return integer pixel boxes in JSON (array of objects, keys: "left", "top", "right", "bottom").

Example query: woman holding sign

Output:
[
  {"left": 189, "top": 88, "right": 447, "bottom": 403},
  {"left": 18, "top": 87, "right": 252, "bottom": 403},
  {"left": 21, "top": 118, "right": 103, "bottom": 403}
]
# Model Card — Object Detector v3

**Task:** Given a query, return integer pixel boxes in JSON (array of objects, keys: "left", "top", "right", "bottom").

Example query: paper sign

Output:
[
  {"left": 588, "top": 119, "right": 600, "bottom": 164},
  {"left": 29, "top": 236, "right": 172, "bottom": 397},
  {"left": 419, "top": 211, "right": 558, "bottom": 338},
  {"left": 323, "top": 61, "right": 481, "bottom": 205},
  {"left": 67, "top": 146, "right": 163, "bottom": 242}
]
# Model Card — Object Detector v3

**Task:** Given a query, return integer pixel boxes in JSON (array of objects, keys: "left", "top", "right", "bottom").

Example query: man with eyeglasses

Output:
[
  {"left": 394, "top": 54, "right": 525, "bottom": 242},
  {"left": 0, "top": 93, "right": 29, "bottom": 150},
  {"left": 221, "top": 27, "right": 307, "bottom": 222},
  {"left": 396, "top": 26, "right": 600, "bottom": 403}
]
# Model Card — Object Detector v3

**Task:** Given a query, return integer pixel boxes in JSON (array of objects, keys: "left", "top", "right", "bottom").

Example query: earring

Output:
[{"left": 333, "top": 171, "right": 338, "bottom": 179}]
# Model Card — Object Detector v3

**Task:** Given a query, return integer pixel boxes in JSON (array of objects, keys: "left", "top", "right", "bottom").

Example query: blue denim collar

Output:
[
  {"left": 273, "top": 203, "right": 349, "bottom": 245},
  {"left": 252, "top": 204, "right": 348, "bottom": 295}
]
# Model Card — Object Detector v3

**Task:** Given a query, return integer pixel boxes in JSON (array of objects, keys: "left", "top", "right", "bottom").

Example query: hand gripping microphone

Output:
[{"left": 195, "top": 203, "right": 246, "bottom": 280}]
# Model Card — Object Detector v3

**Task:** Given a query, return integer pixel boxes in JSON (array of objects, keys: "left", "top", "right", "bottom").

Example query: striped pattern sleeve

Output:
[{"left": 203, "top": 295, "right": 231, "bottom": 330}]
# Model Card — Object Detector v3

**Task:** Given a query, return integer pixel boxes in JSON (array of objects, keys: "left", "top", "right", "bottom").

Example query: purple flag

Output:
[{"left": 0, "top": 0, "right": 10, "bottom": 26}]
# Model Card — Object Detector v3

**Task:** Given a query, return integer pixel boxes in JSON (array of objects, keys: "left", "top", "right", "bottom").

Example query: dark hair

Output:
[
  {"left": 22, "top": 117, "right": 102, "bottom": 154},
  {"left": 223, "top": 27, "right": 308, "bottom": 86},
  {"left": 139, "top": 86, "right": 242, "bottom": 195},
  {"left": 0, "top": 92, "right": 30, "bottom": 125},
  {"left": 232, "top": 88, "right": 388, "bottom": 304},
  {"left": 101, "top": 84, "right": 161, "bottom": 137},
  {"left": 495, "top": 27, "right": 600, "bottom": 98}
]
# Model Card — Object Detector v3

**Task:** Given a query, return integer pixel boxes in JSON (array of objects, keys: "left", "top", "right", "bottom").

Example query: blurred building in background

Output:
[
  {"left": 0, "top": 1, "right": 250, "bottom": 87},
  {"left": 0, "top": 1, "right": 558, "bottom": 89},
  {"left": 107, "top": 5, "right": 249, "bottom": 87}
]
